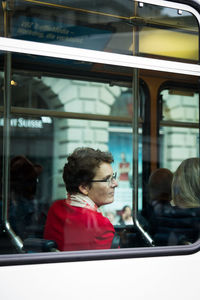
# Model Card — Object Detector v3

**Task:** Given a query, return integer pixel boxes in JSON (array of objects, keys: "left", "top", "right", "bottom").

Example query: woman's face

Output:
[
  {"left": 87, "top": 162, "right": 118, "bottom": 207},
  {"left": 124, "top": 206, "right": 131, "bottom": 217}
]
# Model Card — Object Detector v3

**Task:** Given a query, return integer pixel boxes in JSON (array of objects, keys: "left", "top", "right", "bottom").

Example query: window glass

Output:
[
  {"left": 9, "top": 73, "right": 132, "bottom": 118},
  {"left": 1, "top": 53, "right": 199, "bottom": 254},
  {"left": 161, "top": 89, "right": 199, "bottom": 123},
  {"left": 147, "top": 83, "right": 200, "bottom": 247},
  {"left": 1, "top": 48, "right": 200, "bottom": 259},
  {"left": 160, "top": 87, "right": 199, "bottom": 170},
  {"left": 138, "top": 4, "right": 198, "bottom": 60},
  {"left": 160, "top": 126, "right": 199, "bottom": 171},
  {"left": 0, "top": 57, "right": 139, "bottom": 253},
  {"left": 5, "top": 114, "right": 131, "bottom": 237},
  {"left": 0, "top": 0, "right": 198, "bottom": 61}
]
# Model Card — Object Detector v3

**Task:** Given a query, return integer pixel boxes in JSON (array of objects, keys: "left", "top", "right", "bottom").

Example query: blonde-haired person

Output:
[
  {"left": 159, "top": 157, "right": 200, "bottom": 245},
  {"left": 172, "top": 157, "right": 200, "bottom": 208},
  {"left": 147, "top": 158, "right": 200, "bottom": 246}
]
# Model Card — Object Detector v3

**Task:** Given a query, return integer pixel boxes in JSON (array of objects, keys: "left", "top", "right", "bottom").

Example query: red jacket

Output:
[{"left": 44, "top": 199, "right": 115, "bottom": 251}]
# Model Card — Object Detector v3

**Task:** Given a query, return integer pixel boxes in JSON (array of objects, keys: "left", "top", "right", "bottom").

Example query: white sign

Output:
[{"left": 0, "top": 117, "right": 43, "bottom": 129}]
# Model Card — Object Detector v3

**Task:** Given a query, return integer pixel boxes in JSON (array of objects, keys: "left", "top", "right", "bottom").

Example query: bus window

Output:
[
  {"left": 0, "top": 57, "right": 136, "bottom": 252},
  {"left": 139, "top": 78, "right": 200, "bottom": 247},
  {"left": 0, "top": 0, "right": 199, "bottom": 263},
  {"left": 138, "top": 3, "right": 199, "bottom": 61},
  {"left": 2, "top": 0, "right": 198, "bottom": 60}
]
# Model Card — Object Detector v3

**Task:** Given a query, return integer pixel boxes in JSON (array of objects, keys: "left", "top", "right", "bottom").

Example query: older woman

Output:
[{"left": 44, "top": 147, "right": 118, "bottom": 251}]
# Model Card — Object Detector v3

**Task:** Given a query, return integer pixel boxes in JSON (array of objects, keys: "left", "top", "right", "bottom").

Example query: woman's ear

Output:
[{"left": 79, "top": 184, "right": 89, "bottom": 196}]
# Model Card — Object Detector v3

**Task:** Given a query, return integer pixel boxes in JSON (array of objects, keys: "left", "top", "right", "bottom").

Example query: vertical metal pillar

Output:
[
  {"left": 2, "top": 0, "right": 23, "bottom": 252},
  {"left": 132, "top": 1, "right": 154, "bottom": 246}
]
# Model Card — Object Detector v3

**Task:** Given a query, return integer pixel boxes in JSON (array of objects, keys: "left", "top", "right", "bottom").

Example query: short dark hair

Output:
[{"left": 63, "top": 147, "right": 114, "bottom": 194}]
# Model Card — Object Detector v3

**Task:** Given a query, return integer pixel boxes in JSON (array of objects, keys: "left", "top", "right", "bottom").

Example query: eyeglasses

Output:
[{"left": 91, "top": 172, "right": 117, "bottom": 186}]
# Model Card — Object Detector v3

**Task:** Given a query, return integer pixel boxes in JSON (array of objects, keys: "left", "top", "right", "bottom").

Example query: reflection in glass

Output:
[{"left": 0, "top": 0, "right": 198, "bottom": 60}]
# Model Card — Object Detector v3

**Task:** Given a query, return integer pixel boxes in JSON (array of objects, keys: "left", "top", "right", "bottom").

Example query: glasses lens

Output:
[{"left": 108, "top": 172, "right": 117, "bottom": 185}]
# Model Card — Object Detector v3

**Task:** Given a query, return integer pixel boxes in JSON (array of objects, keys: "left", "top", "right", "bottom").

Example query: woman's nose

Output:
[{"left": 112, "top": 178, "right": 118, "bottom": 187}]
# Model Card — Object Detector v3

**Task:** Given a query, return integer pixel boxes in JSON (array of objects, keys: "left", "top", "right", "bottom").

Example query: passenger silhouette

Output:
[
  {"left": 10, "top": 155, "right": 43, "bottom": 239},
  {"left": 148, "top": 168, "right": 173, "bottom": 214}
]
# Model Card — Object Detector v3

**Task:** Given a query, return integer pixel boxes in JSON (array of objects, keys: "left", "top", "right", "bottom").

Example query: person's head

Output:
[
  {"left": 63, "top": 147, "right": 118, "bottom": 207},
  {"left": 148, "top": 168, "right": 173, "bottom": 203},
  {"left": 10, "top": 155, "right": 42, "bottom": 200},
  {"left": 172, "top": 157, "right": 200, "bottom": 208},
  {"left": 122, "top": 205, "right": 132, "bottom": 218}
]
